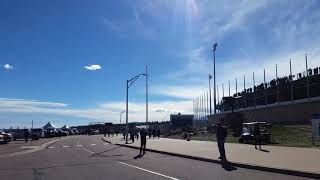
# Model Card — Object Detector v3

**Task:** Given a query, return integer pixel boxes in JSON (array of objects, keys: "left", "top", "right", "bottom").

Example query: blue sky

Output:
[{"left": 1, "top": 0, "right": 320, "bottom": 128}]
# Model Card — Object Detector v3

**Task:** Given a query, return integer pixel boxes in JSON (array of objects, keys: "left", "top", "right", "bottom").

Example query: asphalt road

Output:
[{"left": 0, "top": 135, "right": 312, "bottom": 180}]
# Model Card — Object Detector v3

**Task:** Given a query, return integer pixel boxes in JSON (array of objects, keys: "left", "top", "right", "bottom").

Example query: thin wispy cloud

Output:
[
  {"left": 84, "top": 64, "right": 102, "bottom": 71},
  {"left": 0, "top": 98, "right": 192, "bottom": 128},
  {"left": 3, "top": 64, "right": 14, "bottom": 70}
]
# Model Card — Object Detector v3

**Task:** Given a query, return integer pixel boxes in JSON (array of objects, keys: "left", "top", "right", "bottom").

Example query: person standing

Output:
[
  {"left": 24, "top": 129, "right": 29, "bottom": 143},
  {"left": 148, "top": 128, "right": 152, "bottom": 139},
  {"left": 157, "top": 129, "right": 160, "bottom": 138},
  {"left": 216, "top": 121, "right": 227, "bottom": 161},
  {"left": 152, "top": 129, "right": 156, "bottom": 139},
  {"left": 139, "top": 128, "right": 147, "bottom": 155},
  {"left": 254, "top": 124, "right": 262, "bottom": 149}
]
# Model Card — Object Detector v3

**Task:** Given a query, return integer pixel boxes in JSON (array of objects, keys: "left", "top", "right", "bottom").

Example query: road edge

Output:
[
  {"left": 101, "top": 137, "right": 320, "bottom": 179},
  {"left": 0, "top": 137, "right": 69, "bottom": 159}
]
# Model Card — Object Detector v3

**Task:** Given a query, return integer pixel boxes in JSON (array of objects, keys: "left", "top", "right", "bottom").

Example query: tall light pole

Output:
[
  {"left": 208, "top": 74, "right": 212, "bottom": 114},
  {"left": 125, "top": 73, "right": 146, "bottom": 144},
  {"left": 212, "top": 43, "right": 218, "bottom": 114},
  {"left": 145, "top": 65, "right": 149, "bottom": 127},
  {"left": 120, "top": 110, "right": 125, "bottom": 124}
]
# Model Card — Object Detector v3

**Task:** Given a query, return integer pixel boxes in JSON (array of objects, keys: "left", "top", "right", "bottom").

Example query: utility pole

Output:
[
  {"left": 306, "top": 54, "right": 310, "bottom": 112},
  {"left": 228, "top": 80, "right": 230, "bottom": 97},
  {"left": 290, "top": 60, "right": 294, "bottom": 103},
  {"left": 208, "top": 74, "right": 212, "bottom": 114},
  {"left": 213, "top": 43, "right": 218, "bottom": 114},
  {"left": 276, "top": 64, "right": 279, "bottom": 105},
  {"left": 146, "top": 65, "right": 149, "bottom": 126},
  {"left": 125, "top": 80, "right": 129, "bottom": 144}
]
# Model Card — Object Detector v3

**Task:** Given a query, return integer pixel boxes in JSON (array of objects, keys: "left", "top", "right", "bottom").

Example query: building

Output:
[{"left": 170, "top": 113, "right": 194, "bottom": 128}]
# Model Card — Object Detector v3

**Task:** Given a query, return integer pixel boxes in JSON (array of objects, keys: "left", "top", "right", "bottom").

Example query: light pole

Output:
[
  {"left": 125, "top": 73, "right": 146, "bottom": 144},
  {"left": 208, "top": 74, "right": 212, "bottom": 114},
  {"left": 212, "top": 43, "right": 218, "bottom": 114},
  {"left": 120, "top": 110, "right": 125, "bottom": 124}
]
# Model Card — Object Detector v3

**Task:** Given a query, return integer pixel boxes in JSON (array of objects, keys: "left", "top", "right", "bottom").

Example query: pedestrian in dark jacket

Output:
[
  {"left": 152, "top": 129, "right": 156, "bottom": 138},
  {"left": 24, "top": 129, "right": 29, "bottom": 143},
  {"left": 254, "top": 124, "right": 262, "bottom": 149},
  {"left": 139, "top": 128, "right": 147, "bottom": 155},
  {"left": 157, "top": 129, "right": 160, "bottom": 138},
  {"left": 216, "top": 121, "right": 227, "bottom": 161},
  {"left": 148, "top": 128, "right": 152, "bottom": 139}
]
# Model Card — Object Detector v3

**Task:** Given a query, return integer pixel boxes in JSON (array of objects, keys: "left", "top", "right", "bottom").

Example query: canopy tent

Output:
[
  {"left": 43, "top": 122, "right": 57, "bottom": 130},
  {"left": 61, "top": 125, "right": 70, "bottom": 130}
]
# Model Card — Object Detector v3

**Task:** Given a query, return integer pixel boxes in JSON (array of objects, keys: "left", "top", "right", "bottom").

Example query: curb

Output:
[
  {"left": 0, "top": 137, "right": 69, "bottom": 159},
  {"left": 101, "top": 137, "right": 320, "bottom": 179}
]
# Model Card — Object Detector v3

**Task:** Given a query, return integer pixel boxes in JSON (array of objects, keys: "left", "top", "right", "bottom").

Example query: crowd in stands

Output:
[{"left": 218, "top": 67, "right": 320, "bottom": 112}]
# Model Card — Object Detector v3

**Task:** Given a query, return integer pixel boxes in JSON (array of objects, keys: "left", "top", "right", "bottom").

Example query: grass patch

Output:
[{"left": 165, "top": 125, "right": 320, "bottom": 148}]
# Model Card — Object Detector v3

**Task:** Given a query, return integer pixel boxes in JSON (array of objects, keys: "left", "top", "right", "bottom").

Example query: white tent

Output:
[
  {"left": 61, "top": 125, "right": 70, "bottom": 130},
  {"left": 43, "top": 122, "right": 57, "bottom": 130}
]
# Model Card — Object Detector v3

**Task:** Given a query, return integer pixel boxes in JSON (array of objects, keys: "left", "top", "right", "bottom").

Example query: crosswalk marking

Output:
[
  {"left": 48, "top": 147, "right": 55, "bottom": 149},
  {"left": 90, "top": 144, "right": 96, "bottom": 146},
  {"left": 76, "top": 145, "right": 83, "bottom": 147},
  {"left": 63, "top": 145, "right": 69, "bottom": 148}
]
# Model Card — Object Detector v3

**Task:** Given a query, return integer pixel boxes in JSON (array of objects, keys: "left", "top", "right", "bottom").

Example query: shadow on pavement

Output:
[
  {"left": 221, "top": 160, "right": 237, "bottom": 171},
  {"left": 133, "top": 153, "right": 145, "bottom": 159},
  {"left": 259, "top": 149, "right": 270, "bottom": 153}
]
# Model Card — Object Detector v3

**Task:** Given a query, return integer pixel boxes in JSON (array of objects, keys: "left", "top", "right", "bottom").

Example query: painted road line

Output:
[
  {"left": 81, "top": 147, "right": 94, "bottom": 154},
  {"left": 76, "top": 145, "right": 83, "bottom": 147},
  {"left": 90, "top": 144, "right": 96, "bottom": 146},
  {"left": 117, "top": 161, "right": 180, "bottom": 180},
  {"left": 63, "top": 146, "right": 69, "bottom": 148},
  {"left": 48, "top": 147, "right": 55, "bottom": 149},
  {"left": 103, "top": 143, "right": 109, "bottom": 145},
  {"left": 20, "top": 146, "right": 40, "bottom": 149}
]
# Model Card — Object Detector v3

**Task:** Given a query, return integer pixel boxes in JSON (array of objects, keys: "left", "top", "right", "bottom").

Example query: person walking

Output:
[
  {"left": 148, "top": 128, "right": 152, "bottom": 139},
  {"left": 254, "top": 124, "right": 262, "bottom": 149},
  {"left": 216, "top": 121, "right": 227, "bottom": 161},
  {"left": 157, "top": 129, "right": 160, "bottom": 138},
  {"left": 24, "top": 129, "right": 29, "bottom": 143},
  {"left": 152, "top": 129, "right": 156, "bottom": 139},
  {"left": 139, "top": 128, "right": 147, "bottom": 155}
]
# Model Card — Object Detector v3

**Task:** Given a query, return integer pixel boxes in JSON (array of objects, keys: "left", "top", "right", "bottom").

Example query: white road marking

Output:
[
  {"left": 48, "top": 147, "right": 55, "bottom": 149},
  {"left": 20, "top": 146, "right": 40, "bottom": 149},
  {"left": 81, "top": 147, "right": 94, "bottom": 154},
  {"left": 117, "top": 161, "right": 180, "bottom": 180},
  {"left": 90, "top": 144, "right": 96, "bottom": 146},
  {"left": 63, "top": 146, "right": 69, "bottom": 148},
  {"left": 103, "top": 143, "right": 109, "bottom": 145},
  {"left": 76, "top": 145, "right": 83, "bottom": 147}
]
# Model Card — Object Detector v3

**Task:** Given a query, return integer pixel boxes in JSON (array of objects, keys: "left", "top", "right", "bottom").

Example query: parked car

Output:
[
  {"left": 0, "top": 134, "right": 5, "bottom": 144},
  {"left": 56, "top": 129, "right": 68, "bottom": 136},
  {"left": 238, "top": 122, "right": 272, "bottom": 144},
  {"left": 31, "top": 128, "right": 44, "bottom": 140},
  {"left": 89, "top": 129, "right": 99, "bottom": 135},
  {"left": 0, "top": 130, "right": 14, "bottom": 143}
]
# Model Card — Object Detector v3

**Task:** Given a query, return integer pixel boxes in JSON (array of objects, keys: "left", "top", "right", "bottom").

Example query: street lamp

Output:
[
  {"left": 208, "top": 74, "right": 212, "bottom": 114},
  {"left": 120, "top": 110, "right": 125, "bottom": 124},
  {"left": 125, "top": 73, "right": 146, "bottom": 144},
  {"left": 212, "top": 43, "right": 218, "bottom": 114}
]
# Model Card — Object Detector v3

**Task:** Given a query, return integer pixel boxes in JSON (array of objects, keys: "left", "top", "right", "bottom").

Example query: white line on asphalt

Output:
[
  {"left": 48, "top": 147, "right": 55, "bottom": 149},
  {"left": 90, "top": 144, "right": 96, "bottom": 146},
  {"left": 81, "top": 147, "right": 94, "bottom": 154},
  {"left": 63, "top": 146, "right": 69, "bottom": 148},
  {"left": 76, "top": 145, "right": 83, "bottom": 147},
  {"left": 117, "top": 161, "right": 180, "bottom": 180},
  {"left": 103, "top": 143, "right": 109, "bottom": 145}
]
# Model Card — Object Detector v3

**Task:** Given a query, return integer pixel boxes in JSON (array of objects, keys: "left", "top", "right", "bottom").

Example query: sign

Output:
[{"left": 312, "top": 114, "right": 320, "bottom": 138}]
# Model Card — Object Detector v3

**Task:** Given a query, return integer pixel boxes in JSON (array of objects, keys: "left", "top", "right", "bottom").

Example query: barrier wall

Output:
[{"left": 208, "top": 97, "right": 320, "bottom": 125}]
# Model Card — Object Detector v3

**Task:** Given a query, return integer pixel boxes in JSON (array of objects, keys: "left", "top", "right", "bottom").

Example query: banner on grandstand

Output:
[{"left": 312, "top": 114, "right": 320, "bottom": 138}]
